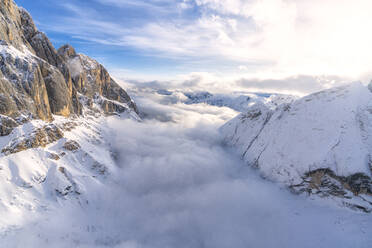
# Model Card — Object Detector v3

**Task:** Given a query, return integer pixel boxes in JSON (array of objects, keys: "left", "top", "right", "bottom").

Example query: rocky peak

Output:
[
  {"left": 58, "top": 44, "right": 77, "bottom": 60},
  {"left": 0, "top": 0, "right": 33, "bottom": 52},
  {"left": 18, "top": 7, "right": 37, "bottom": 41},
  {"left": 0, "top": 1, "right": 138, "bottom": 134},
  {"left": 19, "top": 8, "right": 63, "bottom": 68},
  {"left": 58, "top": 44, "right": 139, "bottom": 114}
]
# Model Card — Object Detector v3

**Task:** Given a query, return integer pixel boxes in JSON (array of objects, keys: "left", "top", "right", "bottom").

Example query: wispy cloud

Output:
[
  {"left": 32, "top": 0, "right": 372, "bottom": 91},
  {"left": 114, "top": 71, "right": 350, "bottom": 96}
]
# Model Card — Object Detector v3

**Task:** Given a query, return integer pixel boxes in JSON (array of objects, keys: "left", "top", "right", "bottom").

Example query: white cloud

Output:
[
  {"left": 5, "top": 89, "right": 372, "bottom": 247},
  {"left": 39, "top": 0, "right": 372, "bottom": 91},
  {"left": 57, "top": 0, "right": 372, "bottom": 77},
  {"left": 114, "top": 70, "right": 351, "bottom": 96}
]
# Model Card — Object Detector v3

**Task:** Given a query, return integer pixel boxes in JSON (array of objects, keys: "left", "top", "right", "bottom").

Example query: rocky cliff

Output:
[{"left": 0, "top": 0, "right": 137, "bottom": 131}]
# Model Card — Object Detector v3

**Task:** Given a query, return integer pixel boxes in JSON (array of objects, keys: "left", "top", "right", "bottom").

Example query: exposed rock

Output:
[
  {"left": 0, "top": 0, "right": 35, "bottom": 52},
  {"left": 0, "top": 115, "right": 18, "bottom": 136},
  {"left": 2, "top": 124, "right": 64, "bottom": 154},
  {"left": 94, "top": 94, "right": 131, "bottom": 115},
  {"left": 291, "top": 168, "right": 372, "bottom": 213},
  {"left": 58, "top": 45, "right": 139, "bottom": 115},
  {"left": 63, "top": 140, "right": 81, "bottom": 151},
  {"left": 291, "top": 168, "right": 372, "bottom": 196},
  {"left": 57, "top": 44, "right": 76, "bottom": 61},
  {"left": 48, "top": 152, "right": 60, "bottom": 160},
  {"left": 18, "top": 9, "right": 82, "bottom": 116},
  {"left": 38, "top": 60, "right": 73, "bottom": 117},
  {"left": 29, "top": 32, "right": 60, "bottom": 67},
  {"left": 0, "top": 0, "right": 138, "bottom": 135},
  {"left": 0, "top": 42, "right": 52, "bottom": 121},
  {"left": 56, "top": 166, "right": 81, "bottom": 196},
  {"left": 91, "top": 161, "right": 107, "bottom": 175},
  {"left": 19, "top": 8, "right": 61, "bottom": 67},
  {"left": 221, "top": 83, "right": 372, "bottom": 212},
  {"left": 60, "top": 121, "right": 78, "bottom": 132}
]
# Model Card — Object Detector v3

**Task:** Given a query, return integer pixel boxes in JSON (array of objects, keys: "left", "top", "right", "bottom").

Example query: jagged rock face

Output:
[
  {"left": 0, "top": 0, "right": 34, "bottom": 52},
  {"left": 19, "top": 9, "right": 62, "bottom": 67},
  {"left": 290, "top": 168, "right": 372, "bottom": 212},
  {"left": 38, "top": 60, "right": 74, "bottom": 117},
  {"left": 63, "top": 140, "right": 81, "bottom": 151},
  {"left": 0, "top": 115, "right": 18, "bottom": 136},
  {"left": 1, "top": 0, "right": 61, "bottom": 67},
  {"left": 0, "top": 0, "right": 137, "bottom": 128},
  {"left": 0, "top": 42, "right": 52, "bottom": 120},
  {"left": 58, "top": 45, "right": 138, "bottom": 114},
  {"left": 0, "top": 1, "right": 75, "bottom": 119}
]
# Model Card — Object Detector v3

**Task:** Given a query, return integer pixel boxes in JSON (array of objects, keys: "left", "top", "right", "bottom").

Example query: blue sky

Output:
[
  {"left": 13, "top": 0, "right": 372, "bottom": 94},
  {"left": 14, "top": 0, "right": 201, "bottom": 77},
  {"left": 15, "top": 0, "right": 257, "bottom": 79}
]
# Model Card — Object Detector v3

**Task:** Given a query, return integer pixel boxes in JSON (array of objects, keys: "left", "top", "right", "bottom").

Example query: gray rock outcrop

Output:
[{"left": 0, "top": 0, "right": 138, "bottom": 132}]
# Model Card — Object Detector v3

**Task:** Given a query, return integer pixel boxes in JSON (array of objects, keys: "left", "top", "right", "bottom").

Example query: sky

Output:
[{"left": 14, "top": 0, "right": 372, "bottom": 95}]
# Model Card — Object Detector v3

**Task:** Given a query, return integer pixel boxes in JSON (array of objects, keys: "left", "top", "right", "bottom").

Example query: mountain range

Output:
[{"left": 0, "top": 0, "right": 372, "bottom": 246}]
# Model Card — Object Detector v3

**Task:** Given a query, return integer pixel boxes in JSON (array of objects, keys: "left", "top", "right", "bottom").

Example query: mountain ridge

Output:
[
  {"left": 0, "top": 0, "right": 137, "bottom": 129},
  {"left": 221, "top": 82, "right": 372, "bottom": 212}
]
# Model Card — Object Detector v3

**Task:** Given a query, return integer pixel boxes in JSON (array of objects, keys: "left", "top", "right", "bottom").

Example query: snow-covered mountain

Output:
[
  {"left": 183, "top": 91, "right": 264, "bottom": 112},
  {"left": 0, "top": 1, "right": 142, "bottom": 244},
  {"left": 1, "top": 0, "right": 372, "bottom": 246},
  {"left": 0, "top": 0, "right": 138, "bottom": 156},
  {"left": 221, "top": 82, "right": 372, "bottom": 212},
  {"left": 0, "top": 0, "right": 139, "bottom": 229},
  {"left": 155, "top": 89, "right": 296, "bottom": 112}
]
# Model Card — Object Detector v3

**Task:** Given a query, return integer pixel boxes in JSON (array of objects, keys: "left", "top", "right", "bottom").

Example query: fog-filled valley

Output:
[
  {"left": 1, "top": 0, "right": 372, "bottom": 247},
  {"left": 1, "top": 87, "right": 371, "bottom": 248}
]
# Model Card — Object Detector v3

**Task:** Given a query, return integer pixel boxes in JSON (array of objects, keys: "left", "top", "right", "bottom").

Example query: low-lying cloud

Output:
[
  {"left": 116, "top": 72, "right": 351, "bottom": 96},
  {"left": 4, "top": 93, "right": 372, "bottom": 248}
]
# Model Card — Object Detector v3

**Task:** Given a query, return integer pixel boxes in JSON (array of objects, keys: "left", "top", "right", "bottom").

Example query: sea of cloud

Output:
[
  {"left": 114, "top": 71, "right": 354, "bottom": 97},
  {"left": 3, "top": 88, "right": 371, "bottom": 248}
]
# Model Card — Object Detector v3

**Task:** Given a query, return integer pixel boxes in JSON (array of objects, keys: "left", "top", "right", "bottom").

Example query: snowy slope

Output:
[
  {"left": 154, "top": 89, "right": 297, "bottom": 112},
  {"left": 221, "top": 82, "right": 372, "bottom": 210},
  {"left": 183, "top": 91, "right": 297, "bottom": 112},
  {"left": 0, "top": 110, "right": 137, "bottom": 230},
  {"left": 0, "top": 92, "right": 371, "bottom": 247}
]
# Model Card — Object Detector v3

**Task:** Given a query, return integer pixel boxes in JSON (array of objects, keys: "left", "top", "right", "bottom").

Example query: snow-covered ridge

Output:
[
  {"left": 183, "top": 91, "right": 260, "bottom": 112},
  {"left": 221, "top": 82, "right": 372, "bottom": 211},
  {"left": 0, "top": 114, "right": 119, "bottom": 226},
  {"left": 155, "top": 89, "right": 297, "bottom": 112}
]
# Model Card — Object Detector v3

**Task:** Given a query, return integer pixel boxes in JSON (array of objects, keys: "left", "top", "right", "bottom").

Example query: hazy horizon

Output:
[{"left": 14, "top": 0, "right": 372, "bottom": 95}]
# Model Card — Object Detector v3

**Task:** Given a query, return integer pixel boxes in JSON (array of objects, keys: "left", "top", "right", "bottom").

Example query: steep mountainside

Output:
[
  {"left": 0, "top": 0, "right": 137, "bottom": 129},
  {"left": 221, "top": 82, "right": 372, "bottom": 212},
  {"left": 0, "top": 1, "right": 141, "bottom": 240}
]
